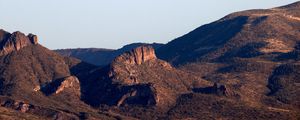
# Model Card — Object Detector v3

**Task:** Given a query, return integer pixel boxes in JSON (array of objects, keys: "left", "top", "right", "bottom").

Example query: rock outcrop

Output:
[
  {"left": 0, "top": 29, "right": 113, "bottom": 119},
  {"left": 113, "top": 45, "right": 157, "bottom": 65},
  {"left": 55, "top": 76, "right": 80, "bottom": 95},
  {"left": 109, "top": 46, "right": 173, "bottom": 85},
  {"left": 104, "top": 46, "right": 207, "bottom": 108},
  {"left": 27, "top": 33, "right": 38, "bottom": 44},
  {"left": 55, "top": 43, "right": 164, "bottom": 66},
  {"left": 40, "top": 76, "right": 80, "bottom": 96},
  {"left": 0, "top": 30, "right": 38, "bottom": 56},
  {"left": 0, "top": 97, "right": 79, "bottom": 119}
]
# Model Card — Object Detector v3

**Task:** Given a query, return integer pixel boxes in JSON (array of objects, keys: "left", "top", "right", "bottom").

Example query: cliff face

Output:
[
  {"left": 105, "top": 46, "right": 209, "bottom": 108},
  {"left": 1, "top": 2, "right": 300, "bottom": 120},
  {"left": 0, "top": 30, "right": 112, "bottom": 119},
  {"left": 0, "top": 30, "right": 38, "bottom": 56},
  {"left": 109, "top": 46, "right": 172, "bottom": 85},
  {"left": 39, "top": 76, "right": 81, "bottom": 97},
  {"left": 113, "top": 45, "right": 157, "bottom": 65}
]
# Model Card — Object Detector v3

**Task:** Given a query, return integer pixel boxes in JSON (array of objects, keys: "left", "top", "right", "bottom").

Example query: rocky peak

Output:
[
  {"left": 106, "top": 45, "right": 197, "bottom": 108},
  {"left": 114, "top": 45, "right": 157, "bottom": 65},
  {"left": 0, "top": 30, "right": 38, "bottom": 56},
  {"left": 27, "top": 33, "right": 38, "bottom": 44},
  {"left": 0, "top": 29, "right": 10, "bottom": 42},
  {"left": 109, "top": 45, "right": 165, "bottom": 85}
]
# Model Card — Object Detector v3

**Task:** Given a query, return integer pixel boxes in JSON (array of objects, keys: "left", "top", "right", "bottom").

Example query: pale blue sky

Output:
[{"left": 0, "top": 0, "right": 298, "bottom": 49}]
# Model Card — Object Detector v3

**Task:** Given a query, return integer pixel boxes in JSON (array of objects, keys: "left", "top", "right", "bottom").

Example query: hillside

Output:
[
  {"left": 0, "top": 30, "right": 115, "bottom": 119},
  {"left": 155, "top": 1, "right": 300, "bottom": 119},
  {"left": 156, "top": 1, "right": 300, "bottom": 65},
  {"left": 0, "top": 1, "right": 299, "bottom": 120}
]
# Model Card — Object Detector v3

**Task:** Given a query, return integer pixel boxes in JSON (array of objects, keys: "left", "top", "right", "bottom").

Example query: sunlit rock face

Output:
[
  {"left": 113, "top": 45, "right": 157, "bottom": 65},
  {"left": 106, "top": 46, "right": 206, "bottom": 108},
  {"left": 0, "top": 30, "right": 38, "bottom": 56}
]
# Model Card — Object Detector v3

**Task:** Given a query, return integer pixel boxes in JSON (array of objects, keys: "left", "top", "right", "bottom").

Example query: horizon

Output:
[{"left": 0, "top": 0, "right": 298, "bottom": 50}]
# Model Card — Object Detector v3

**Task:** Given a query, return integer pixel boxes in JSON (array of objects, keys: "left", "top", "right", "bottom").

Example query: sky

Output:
[{"left": 0, "top": 0, "right": 298, "bottom": 49}]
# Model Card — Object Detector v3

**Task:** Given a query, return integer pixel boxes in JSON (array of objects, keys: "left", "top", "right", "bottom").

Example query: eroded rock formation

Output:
[
  {"left": 105, "top": 46, "right": 206, "bottom": 108},
  {"left": 109, "top": 46, "right": 173, "bottom": 85},
  {"left": 40, "top": 76, "right": 80, "bottom": 97},
  {"left": 0, "top": 30, "right": 38, "bottom": 56},
  {"left": 113, "top": 45, "right": 157, "bottom": 65}
]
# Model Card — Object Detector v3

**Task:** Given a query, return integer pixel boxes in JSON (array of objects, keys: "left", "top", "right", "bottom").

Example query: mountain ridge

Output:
[
  {"left": 55, "top": 42, "right": 164, "bottom": 66},
  {"left": 0, "top": 1, "right": 299, "bottom": 119},
  {"left": 156, "top": 1, "right": 300, "bottom": 65}
]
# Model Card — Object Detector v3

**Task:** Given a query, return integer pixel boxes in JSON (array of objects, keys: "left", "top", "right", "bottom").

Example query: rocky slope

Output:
[
  {"left": 0, "top": 30, "right": 38, "bottom": 56},
  {"left": 155, "top": 1, "right": 300, "bottom": 119},
  {"left": 0, "top": 30, "right": 115, "bottom": 119},
  {"left": 109, "top": 46, "right": 210, "bottom": 108},
  {"left": 0, "top": 1, "right": 299, "bottom": 120},
  {"left": 55, "top": 43, "right": 164, "bottom": 66},
  {"left": 156, "top": 1, "right": 300, "bottom": 65},
  {"left": 77, "top": 45, "right": 211, "bottom": 110}
]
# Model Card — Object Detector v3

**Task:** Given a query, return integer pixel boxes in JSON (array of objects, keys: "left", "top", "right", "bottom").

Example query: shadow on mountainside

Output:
[
  {"left": 157, "top": 16, "right": 249, "bottom": 66},
  {"left": 70, "top": 62, "right": 157, "bottom": 107}
]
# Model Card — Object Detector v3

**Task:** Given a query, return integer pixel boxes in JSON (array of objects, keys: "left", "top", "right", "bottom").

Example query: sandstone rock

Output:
[
  {"left": 0, "top": 30, "right": 38, "bottom": 56},
  {"left": 55, "top": 76, "right": 80, "bottom": 95},
  {"left": 40, "top": 76, "right": 81, "bottom": 97},
  {"left": 106, "top": 45, "right": 197, "bottom": 108},
  {"left": 27, "top": 33, "right": 38, "bottom": 44},
  {"left": 109, "top": 46, "right": 170, "bottom": 85},
  {"left": 114, "top": 45, "right": 156, "bottom": 65}
]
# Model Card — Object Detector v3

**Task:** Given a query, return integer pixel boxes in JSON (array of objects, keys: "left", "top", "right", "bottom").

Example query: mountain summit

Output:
[
  {"left": 0, "top": 30, "right": 38, "bottom": 56},
  {"left": 157, "top": 1, "right": 300, "bottom": 65}
]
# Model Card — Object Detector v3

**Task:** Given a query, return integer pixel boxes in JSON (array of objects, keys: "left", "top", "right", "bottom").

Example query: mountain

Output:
[
  {"left": 55, "top": 42, "right": 164, "bottom": 66},
  {"left": 0, "top": 30, "right": 38, "bottom": 56},
  {"left": 156, "top": 1, "right": 300, "bottom": 65},
  {"left": 155, "top": 1, "right": 300, "bottom": 119},
  {"left": 0, "top": 30, "right": 116, "bottom": 119},
  {"left": 77, "top": 45, "right": 210, "bottom": 109},
  {"left": 0, "top": 1, "right": 300, "bottom": 120},
  {"left": 0, "top": 30, "right": 209, "bottom": 119}
]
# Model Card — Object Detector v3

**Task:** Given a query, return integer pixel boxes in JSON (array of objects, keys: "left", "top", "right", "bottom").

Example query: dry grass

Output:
[
  {"left": 260, "top": 39, "right": 294, "bottom": 53},
  {"left": 0, "top": 107, "right": 47, "bottom": 120}
]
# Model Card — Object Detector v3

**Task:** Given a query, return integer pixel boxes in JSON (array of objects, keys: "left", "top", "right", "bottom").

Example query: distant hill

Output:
[{"left": 55, "top": 43, "right": 164, "bottom": 66}]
